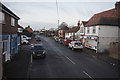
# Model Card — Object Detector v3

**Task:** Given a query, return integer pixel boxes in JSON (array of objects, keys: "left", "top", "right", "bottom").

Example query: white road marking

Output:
[
  {"left": 83, "top": 71, "right": 94, "bottom": 80},
  {"left": 65, "top": 56, "right": 76, "bottom": 64}
]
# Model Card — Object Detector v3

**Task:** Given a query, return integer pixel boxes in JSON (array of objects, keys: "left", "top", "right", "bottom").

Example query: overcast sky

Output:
[{"left": 1, "top": 0, "right": 119, "bottom": 30}]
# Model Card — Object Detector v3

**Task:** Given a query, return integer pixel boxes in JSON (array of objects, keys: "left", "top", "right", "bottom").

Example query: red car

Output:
[{"left": 62, "top": 39, "right": 72, "bottom": 46}]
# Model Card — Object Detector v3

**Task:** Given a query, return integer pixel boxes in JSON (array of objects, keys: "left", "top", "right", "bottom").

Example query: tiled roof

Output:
[
  {"left": 85, "top": 8, "right": 119, "bottom": 27},
  {"left": 67, "top": 26, "right": 80, "bottom": 33},
  {"left": 25, "top": 27, "right": 33, "bottom": 33}
]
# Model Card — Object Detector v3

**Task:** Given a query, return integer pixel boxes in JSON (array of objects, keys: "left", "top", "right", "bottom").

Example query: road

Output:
[{"left": 29, "top": 36, "right": 119, "bottom": 79}]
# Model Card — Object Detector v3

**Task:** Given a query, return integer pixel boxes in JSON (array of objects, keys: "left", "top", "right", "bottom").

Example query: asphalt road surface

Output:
[{"left": 29, "top": 36, "right": 119, "bottom": 79}]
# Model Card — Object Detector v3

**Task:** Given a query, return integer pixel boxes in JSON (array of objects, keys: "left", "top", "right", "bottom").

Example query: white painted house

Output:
[
  {"left": 65, "top": 26, "right": 80, "bottom": 40},
  {"left": 84, "top": 2, "right": 120, "bottom": 53},
  {"left": 76, "top": 21, "right": 88, "bottom": 44}
]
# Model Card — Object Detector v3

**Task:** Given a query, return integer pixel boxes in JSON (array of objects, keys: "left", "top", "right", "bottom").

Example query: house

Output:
[
  {"left": 59, "top": 22, "right": 69, "bottom": 38},
  {"left": 1, "top": 3, "right": 20, "bottom": 63},
  {"left": 84, "top": 2, "right": 120, "bottom": 53},
  {"left": 65, "top": 26, "right": 80, "bottom": 40},
  {"left": 25, "top": 25, "right": 33, "bottom": 33},
  {"left": 65, "top": 21, "right": 80, "bottom": 40},
  {"left": 76, "top": 21, "right": 88, "bottom": 44}
]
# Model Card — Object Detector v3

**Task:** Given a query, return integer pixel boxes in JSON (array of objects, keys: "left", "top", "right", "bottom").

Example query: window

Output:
[
  {"left": 11, "top": 17, "right": 15, "bottom": 26},
  {"left": 0, "top": 12, "right": 5, "bottom": 24},
  {"left": 87, "top": 27, "right": 90, "bottom": 33},
  {"left": 80, "top": 27, "right": 84, "bottom": 33},
  {"left": 93, "top": 27, "right": 96, "bottom": 33}
]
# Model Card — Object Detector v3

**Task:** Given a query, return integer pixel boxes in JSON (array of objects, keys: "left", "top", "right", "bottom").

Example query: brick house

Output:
[
  {"left": 25, "top": 25, "right": 33, "bottom": 33},
  {"left": 59, "top": 26, "right": 69, "bottom": 38},
  {"left": 58, "top": 22, "right": 69, "bottom": 38},
  {"left": 0, "top": 3, "right": 20, "bottom": 63},
  {"left": 84, "top": 2, "right": 120, "bottom": 53}
]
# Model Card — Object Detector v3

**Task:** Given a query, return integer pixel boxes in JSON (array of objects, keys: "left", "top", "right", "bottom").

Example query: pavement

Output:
[
  {"left": 3, "top": 45, "right": 31, "bottom": 79},
  {"left": 3, "top": 35, "right": 120, "bottom": 79},
  {"left": 83, "top": 48, "right": 120, "bottom": 72}
]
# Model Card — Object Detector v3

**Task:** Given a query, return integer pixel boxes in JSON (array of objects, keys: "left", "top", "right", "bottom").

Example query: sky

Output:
[{"left": 1, "top": 0, "right": 119, "bottom": 30}]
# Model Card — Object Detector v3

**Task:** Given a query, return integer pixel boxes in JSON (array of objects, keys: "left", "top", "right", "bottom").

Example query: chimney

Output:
[
  {"left": 77, "top": 20, "right": 80, "bottom": 27},
  {"left": 115, "top": 1, "right": 120, "bottom": 17}
]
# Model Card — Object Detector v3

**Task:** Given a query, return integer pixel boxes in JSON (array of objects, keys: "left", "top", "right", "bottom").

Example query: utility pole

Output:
[
  {"left": 58, "top": 20, "right": 59, "bottom": 37},
  {"left": 56, "top": 0, "right": 59, "bottom": 37}
]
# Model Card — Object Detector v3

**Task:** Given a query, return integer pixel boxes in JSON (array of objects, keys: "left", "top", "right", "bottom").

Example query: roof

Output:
[
  {"left": 85, "top": 8, "right": 120, "bottom": 27},
  {"left": 18, "top": 25, "right": 23, "bottom": 29},
  {"left": 81, "top": 21, "right": 88, "bottom": 26},
  {"left": 67, "top": 26, "right": 80, "bottom": 33},
  {"left": 0, "top": 3, "right": 20, "bottom": 20},
  {"left": 25, "top": 26, "right": 33, "bottom": 33}
]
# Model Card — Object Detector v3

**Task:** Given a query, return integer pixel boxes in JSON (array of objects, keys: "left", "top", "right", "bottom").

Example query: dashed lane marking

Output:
[
  {"left": 65, "top": 56, "right": 76, "bottom": 64},
  {"left": 83, "top": 71, "right": 94, "bottom": 80}
]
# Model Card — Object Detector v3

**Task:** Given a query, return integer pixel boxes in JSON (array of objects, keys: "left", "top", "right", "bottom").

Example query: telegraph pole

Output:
[{"left": 56, "top": 0, "right": 59, "bottom": 37}]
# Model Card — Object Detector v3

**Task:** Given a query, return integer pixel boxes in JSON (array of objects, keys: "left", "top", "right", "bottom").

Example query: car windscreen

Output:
[
  {"left": 33, "top": 46, "right": 44, "bottom": 50},
  {"left": 75, "top": 43, "right": 82, "bottom": 45}
]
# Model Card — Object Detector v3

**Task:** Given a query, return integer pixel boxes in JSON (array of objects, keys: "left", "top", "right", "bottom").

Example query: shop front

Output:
[{"left": 85, "top": 35, "right": 98, "bottom": 51}]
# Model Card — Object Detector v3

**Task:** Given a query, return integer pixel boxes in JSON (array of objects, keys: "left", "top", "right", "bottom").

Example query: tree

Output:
[{"left": 59, "top": 22, "right": 69, "bottom": 30}]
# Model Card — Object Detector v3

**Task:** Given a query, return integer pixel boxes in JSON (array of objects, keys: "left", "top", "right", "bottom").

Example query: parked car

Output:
[
  {"left": 58, "top": 38, "right": 64, "bottom": 44},
  {"left": 31, "top": 44, "right": 46, "bottom": 59},
  {"left": 62, "top": 39, "right": 72, "bottom": 46},
  {"left": 68, "top": 41, "right": 83, "bottom": 51},
  {"left": 55, "top": 38, "right": 59, "bottom": 42},
  {"left": 36, "top": 37, "right": 41, "bottom": 41},
  {"left": 21, "top": 39, "right": 29, "bottom": 44},
  {"left": 21, "top": 35, "right": 31, "bottom": 41}
]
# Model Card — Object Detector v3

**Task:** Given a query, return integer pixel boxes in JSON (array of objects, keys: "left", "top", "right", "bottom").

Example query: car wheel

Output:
[
  {"left": 72, "top": 47, "right": 74, "bottom": 51},
  {"left": 23, "top": 42, "right": 26, "bottom": 45}
]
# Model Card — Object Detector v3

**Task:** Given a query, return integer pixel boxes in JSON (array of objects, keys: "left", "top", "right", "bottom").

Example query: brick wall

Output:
[{"left": 2, "top": 13, "right": 18, "bottom": 35}]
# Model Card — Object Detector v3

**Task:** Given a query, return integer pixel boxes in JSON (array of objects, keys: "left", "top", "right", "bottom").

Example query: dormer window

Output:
[{"left": 11, "top": 17, "right": 15, "bottom": 26}]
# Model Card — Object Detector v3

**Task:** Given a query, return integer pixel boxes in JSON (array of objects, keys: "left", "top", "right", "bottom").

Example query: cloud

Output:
[{"left": 1, "top": 0, "right": 119, "bottom": 2}]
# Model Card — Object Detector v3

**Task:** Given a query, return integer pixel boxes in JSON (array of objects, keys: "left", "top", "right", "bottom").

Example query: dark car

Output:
[
  {"left": 36, "top": 37, "right": 41, "bottom": 41},
  {"left": 31, "top": 44, "right": 46, "bottom": 59}
]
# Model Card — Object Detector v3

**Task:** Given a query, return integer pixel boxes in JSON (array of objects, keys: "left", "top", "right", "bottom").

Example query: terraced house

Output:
[{"left": 0, "top": 3, "right": 20, "bottom": 64}]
